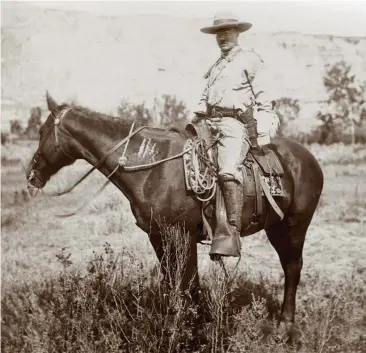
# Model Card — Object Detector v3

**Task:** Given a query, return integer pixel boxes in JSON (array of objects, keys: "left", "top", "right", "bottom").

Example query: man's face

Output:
[{"left": 215, "top": 27, "right": 239, "bottom": 52}]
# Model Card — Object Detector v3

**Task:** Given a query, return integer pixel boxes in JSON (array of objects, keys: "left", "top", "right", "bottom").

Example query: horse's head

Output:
[{"left": 26, "top": 92, "right": 76, "bottom": 193}]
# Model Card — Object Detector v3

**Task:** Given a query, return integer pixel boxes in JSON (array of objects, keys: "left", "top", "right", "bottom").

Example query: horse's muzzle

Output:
[
  {"left": 26, "top": 169, "right": 46, "bottom": 192},
  {"left": 27, "top": 183, "right": 39, "bottom": 197}
]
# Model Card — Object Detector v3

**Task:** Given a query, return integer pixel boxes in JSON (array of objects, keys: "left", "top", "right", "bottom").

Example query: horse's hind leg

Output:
[{"left": 265, "top": 214, "right": 311, "bottom": 332}]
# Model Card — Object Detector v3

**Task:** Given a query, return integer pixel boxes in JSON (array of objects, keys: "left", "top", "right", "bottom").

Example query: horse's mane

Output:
[
  {"left": 67, "top": 103, "right": 122, "bottom": 122},
  {"left": 64, "top": 102, "right": 188, "bottom": 139},
  {"left": 65, "top": 103, "right": 142, "bottom": 129}
]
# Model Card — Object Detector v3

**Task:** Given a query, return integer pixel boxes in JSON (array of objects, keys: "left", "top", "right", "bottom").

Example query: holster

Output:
[{"left": 237, "top": 107, "right": 259, "bottom": 148}]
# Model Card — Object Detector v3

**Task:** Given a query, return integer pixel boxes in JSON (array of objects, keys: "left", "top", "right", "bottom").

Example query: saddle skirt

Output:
[{"left": 244, "top": 147, "right": 284, "bottom": 197}]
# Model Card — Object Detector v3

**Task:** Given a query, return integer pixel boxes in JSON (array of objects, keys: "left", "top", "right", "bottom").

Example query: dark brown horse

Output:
[{"left": 26, "top": 93, "right": 323, "bottom": 334}]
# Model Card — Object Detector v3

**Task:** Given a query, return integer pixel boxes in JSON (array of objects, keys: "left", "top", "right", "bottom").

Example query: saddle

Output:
[{"left": 183, "top": 120, "right": 284, "bottom": 227}]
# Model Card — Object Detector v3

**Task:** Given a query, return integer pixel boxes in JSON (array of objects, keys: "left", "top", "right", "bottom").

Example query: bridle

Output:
[
  {"left": 28, "top": 106, "right": 150, "bottom": 198},
  {"left": 27, "top": 107, "right": 75, "bottom": 184},
  {"left": 27, "top": 151, "right": 46, "bottom": 183},
  {"left": 52, "top": 108, "right": 76, "bottom": 161}
]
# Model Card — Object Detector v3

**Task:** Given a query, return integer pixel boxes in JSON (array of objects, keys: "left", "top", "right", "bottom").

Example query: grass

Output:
[
  {"left": 307, "top": 143, "right": 366, "bottom": 165},
  {"left": 2, "top": 243, "right": 365, "bottom": 353},
  {"left": 1, "top": 141, "right": 366, "bottom": 352}
]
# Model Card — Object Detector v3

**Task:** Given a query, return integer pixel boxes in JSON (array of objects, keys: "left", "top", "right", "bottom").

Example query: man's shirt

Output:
[{"left": 194, "top": 45, "right": 279, "bottom": 143}]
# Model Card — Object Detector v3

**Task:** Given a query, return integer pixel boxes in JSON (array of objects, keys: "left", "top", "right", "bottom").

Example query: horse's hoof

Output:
[
  {"left": 276, "top": 321, "right": 302, "bottom": 346},
  {"left": 276, "top": 321, "right": 293, "bottom": 341}
]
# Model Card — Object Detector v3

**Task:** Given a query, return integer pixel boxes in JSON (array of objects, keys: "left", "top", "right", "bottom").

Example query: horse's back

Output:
[{"left": 269, "top": 138, "right": 323, "bottom": 171}]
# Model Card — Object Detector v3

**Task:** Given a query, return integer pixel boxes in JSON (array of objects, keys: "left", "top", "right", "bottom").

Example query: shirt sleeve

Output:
[
  {"left": 243, "top": 50, "right": 274, "bottom": 112},
  {"left": 239, "top": 50, "right": 279, "bottom": 137},
  {"left": 193, "top": 80, "right": 209, "bottom": 117}
]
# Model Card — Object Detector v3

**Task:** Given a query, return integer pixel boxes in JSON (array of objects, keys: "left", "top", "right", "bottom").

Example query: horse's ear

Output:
[{"left": 46, "top": 91, "right": 59, "bottom": 114}]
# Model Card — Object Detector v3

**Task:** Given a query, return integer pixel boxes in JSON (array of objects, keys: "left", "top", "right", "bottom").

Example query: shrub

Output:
[
  {"left": 117, "top": 94, "right": 189, "bottom": 129},
  {"left": 2, "top": 238, "right": 364, "bottom": 353},
  {"left": 1, "top": 132, "right": 9, "bottom": 145},
  {"left": 24, "top": 106, "right": 42, "bottom": 140},
  {"left": 275, "top": 97, "right": 300, "bottom": 138},
  {"left": 316, "top": 61, "right": 366, "bottom": 144}
]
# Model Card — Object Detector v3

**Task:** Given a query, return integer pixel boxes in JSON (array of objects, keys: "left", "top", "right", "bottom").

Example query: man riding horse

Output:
[
  {"left": 189, "top": 11, "right": 280, "bottom": 260},
  {"left": 26, "top": 14, "right": 323, "bottom": 329}
]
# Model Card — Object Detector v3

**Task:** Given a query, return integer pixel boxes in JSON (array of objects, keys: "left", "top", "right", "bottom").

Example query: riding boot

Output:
[{"left": 210, "top": 175, "right": 244, "bottom": 259}]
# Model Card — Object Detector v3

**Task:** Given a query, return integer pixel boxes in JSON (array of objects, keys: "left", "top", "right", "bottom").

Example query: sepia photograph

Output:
[{"left": 1, "top": 0, "right": 366, "bottom": 352}]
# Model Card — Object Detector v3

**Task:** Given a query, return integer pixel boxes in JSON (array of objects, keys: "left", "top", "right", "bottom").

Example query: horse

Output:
[{"left": 26, "top": 92, "right": 323, "bottom": 334}]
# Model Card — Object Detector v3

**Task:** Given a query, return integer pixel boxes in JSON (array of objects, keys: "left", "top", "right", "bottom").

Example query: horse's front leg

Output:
[
  {"left": 148, "top": 231, "right": 200, "bottom": 300},
  {"left": 182, "top": 231, "right": 200, "bottom": 300}
]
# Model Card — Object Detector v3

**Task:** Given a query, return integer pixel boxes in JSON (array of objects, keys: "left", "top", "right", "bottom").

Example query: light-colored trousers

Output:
[{"left": 210, "top": 117, "right": 250, "bottom": 183}]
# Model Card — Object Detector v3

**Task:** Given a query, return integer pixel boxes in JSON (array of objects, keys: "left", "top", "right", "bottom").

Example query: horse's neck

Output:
[
  {"left": 67, "top": 110, "right": 139, "bottom": 163},
  {"left": 65, "top": 109, "right": 179, "bottom": 205}
]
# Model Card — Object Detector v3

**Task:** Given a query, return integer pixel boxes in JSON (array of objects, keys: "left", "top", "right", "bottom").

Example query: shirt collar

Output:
[{"left": 220, "top": 45, "right": 241, "bottom": 62}]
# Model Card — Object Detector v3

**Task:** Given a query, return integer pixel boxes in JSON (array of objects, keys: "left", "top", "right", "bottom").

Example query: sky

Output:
[{"left": 27, "top": 0, "right": 366, "bottom": 37}]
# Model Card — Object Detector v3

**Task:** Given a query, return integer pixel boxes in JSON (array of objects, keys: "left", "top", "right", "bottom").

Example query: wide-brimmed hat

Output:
[{"left": 200, "top": 11, "right": 252, "bottom": 34}]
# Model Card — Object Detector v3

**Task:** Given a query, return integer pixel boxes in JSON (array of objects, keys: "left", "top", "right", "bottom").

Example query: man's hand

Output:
[{"left": 206, "top": 119, "right": 219, "bottom": 132}]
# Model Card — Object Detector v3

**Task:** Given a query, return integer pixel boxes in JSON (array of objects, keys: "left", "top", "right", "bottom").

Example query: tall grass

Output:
[{"left": 2, "top": 235, "right": 365, "bottom": 353}]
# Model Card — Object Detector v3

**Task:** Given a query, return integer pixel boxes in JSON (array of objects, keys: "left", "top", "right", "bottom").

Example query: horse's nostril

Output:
[{"left": 28, "top": 170, "right": 35, "bottom": 181}]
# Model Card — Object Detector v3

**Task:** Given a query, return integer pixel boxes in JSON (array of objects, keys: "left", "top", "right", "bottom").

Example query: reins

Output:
[
  {"left": 49, "top": 112, "right": 200, "bottom": 217},
  {"left": 52, "top": 123, "right": 148, "bottom": 196},
  {"left": 54, "top": 146, "right": 194, "bottom": 218},
  {"left": 55, "top": 164, "right": 120, "bottom": 217},
  {"left": 43, "top": 108, "right": 219, "bottom": 218}
]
